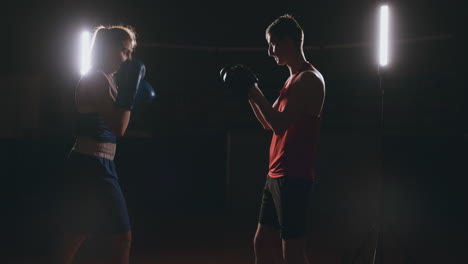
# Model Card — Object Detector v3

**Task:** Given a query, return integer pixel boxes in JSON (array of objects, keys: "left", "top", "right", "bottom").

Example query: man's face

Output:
[{"left": 266, "top": 32, "right": 292, "bottom": 66}]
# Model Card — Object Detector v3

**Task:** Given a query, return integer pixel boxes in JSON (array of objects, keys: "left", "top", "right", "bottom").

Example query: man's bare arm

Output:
[{"left": 248, "top": 72, "right": 324, "bottom": 135}]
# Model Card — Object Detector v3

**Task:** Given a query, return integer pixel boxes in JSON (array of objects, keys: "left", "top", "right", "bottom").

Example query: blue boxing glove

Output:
[
  {"left": 133, "top": 79, "right": 156, "bottom": 111},
  {"left": 114, "top": 60, "right": 146, "bottom": 110}
]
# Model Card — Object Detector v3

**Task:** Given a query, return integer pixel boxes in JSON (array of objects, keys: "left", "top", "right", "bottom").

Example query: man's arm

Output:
[
  {"left": 248, "top": 72, "right": 324, "bottom": 135},
  {"left": 248, "top": 99, "right": 272, "bottom": 130},
  {"left": 248, "top": 85, "right": 274, "bottom": 130}
]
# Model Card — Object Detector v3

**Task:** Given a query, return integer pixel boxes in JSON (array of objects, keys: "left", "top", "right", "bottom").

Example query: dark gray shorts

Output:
[{"left": 258, "top": 176, "right": 313, "bottom": 239}]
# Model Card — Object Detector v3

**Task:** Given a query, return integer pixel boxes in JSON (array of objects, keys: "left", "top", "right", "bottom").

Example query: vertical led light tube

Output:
[
  {"left": 379, "top": 5, "right": 389, "bottom": 66},
  {"left": 80, "top": 31, "right": 91, "bottom": 75}
]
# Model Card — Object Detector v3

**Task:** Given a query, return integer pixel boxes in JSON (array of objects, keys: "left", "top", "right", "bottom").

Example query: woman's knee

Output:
[{"left": 109, "top": 231, "right": 132, "bottom": 249}]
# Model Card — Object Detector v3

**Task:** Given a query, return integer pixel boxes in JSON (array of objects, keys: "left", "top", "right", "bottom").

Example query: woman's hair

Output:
[
  {"left": 90, "top": 25, "right": 137, "bottom": 68},
  {"left": 266, "top": 14, "right": 304, "bottom": 48}
]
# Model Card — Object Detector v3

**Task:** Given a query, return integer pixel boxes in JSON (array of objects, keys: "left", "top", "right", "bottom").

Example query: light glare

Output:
[
  {"left": 80, "top": 31, "right": 91, "bottom": 75},
  {"left": 379, "top": 5, "right": 389, "bottom": 66}
]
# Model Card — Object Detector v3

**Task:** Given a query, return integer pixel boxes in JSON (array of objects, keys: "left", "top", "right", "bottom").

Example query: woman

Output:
[{"left": 55, "top": 25, "right": 144, "bottom": 264}]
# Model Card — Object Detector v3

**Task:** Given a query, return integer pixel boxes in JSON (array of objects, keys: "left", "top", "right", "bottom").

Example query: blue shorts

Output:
[
  {"left": 59, "top": 152, "right": 131, "bottom": 235},
  {"left": 258, "top": 176, "right": 314, "bottom": 239}
]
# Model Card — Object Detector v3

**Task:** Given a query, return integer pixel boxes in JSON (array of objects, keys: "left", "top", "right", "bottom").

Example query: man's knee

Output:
[
  {"left": 282, "top": 238, "right": 309, "bottom": 264},
  {"left": 253, "top": 229, "right": 268, "bottom": 253},
  {"left": 254, "top": 224, "right": 279, "bottom": 253}
]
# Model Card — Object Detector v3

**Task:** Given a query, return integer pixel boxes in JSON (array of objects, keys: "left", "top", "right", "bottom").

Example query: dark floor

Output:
[{"left": 3, "top": 129, "right": 466, "bottom": 264}]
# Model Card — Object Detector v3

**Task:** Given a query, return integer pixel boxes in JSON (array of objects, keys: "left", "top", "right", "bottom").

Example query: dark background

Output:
[{"left": 1, "top": 0, "right": 465, "bottom": 263}]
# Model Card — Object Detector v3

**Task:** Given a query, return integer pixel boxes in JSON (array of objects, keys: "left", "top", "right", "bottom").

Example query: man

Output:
[{"left": 248, "top": 14, "right": 325, "bottom": 264}]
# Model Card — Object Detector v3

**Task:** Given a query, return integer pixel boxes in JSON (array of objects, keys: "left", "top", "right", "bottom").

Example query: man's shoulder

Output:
[{"left": 294, "top": 70, "right": 325, "bottom": 89}]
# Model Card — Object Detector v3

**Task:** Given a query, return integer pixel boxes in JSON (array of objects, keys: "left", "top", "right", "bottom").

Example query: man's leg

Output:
[
  {"left": 275, "top": 178, "right": 314, "bottom": 264},
  {"left": 255, "top": 177, "right": 284, "bottom": 264},
  {"left": 254, "top": 223, "right": 284, "bottom": 264},
  {"left": 282, "top": 237, "right": 310, "bottom": 264}
]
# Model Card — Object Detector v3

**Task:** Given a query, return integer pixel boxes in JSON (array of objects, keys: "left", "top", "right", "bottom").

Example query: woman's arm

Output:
[{"left": 86, "top": 73, "right": 132, "bottom": 137}]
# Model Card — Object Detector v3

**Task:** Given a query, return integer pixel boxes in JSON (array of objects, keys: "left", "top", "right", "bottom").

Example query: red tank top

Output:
[{"left": 268, "top": 62, "right": 322, "bottom": 181}]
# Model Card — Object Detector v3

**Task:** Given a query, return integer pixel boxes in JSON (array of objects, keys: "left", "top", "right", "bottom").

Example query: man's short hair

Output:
[{"left": 266, "top": 14, "right": 304, "bottom": 47}]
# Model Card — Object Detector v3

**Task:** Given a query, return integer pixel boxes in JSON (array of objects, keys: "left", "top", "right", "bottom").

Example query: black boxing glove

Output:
[{"left": 220, "top": 64, "right": 259, "bottom": 99}]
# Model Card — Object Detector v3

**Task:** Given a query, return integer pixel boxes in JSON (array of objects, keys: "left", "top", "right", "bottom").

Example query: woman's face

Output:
[{"left": 108, "top": 39, "right": 133, "bottom": 73}]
